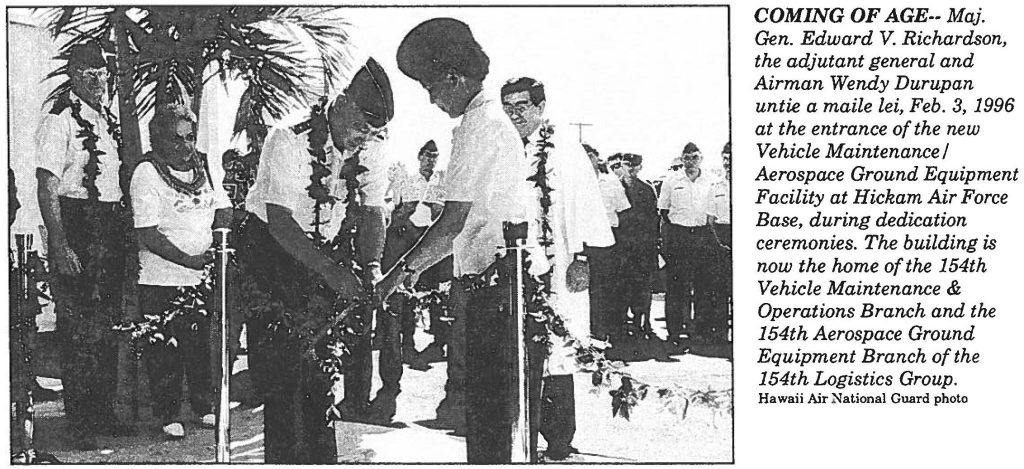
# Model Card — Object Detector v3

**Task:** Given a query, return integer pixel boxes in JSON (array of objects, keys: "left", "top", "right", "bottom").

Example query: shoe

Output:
[
  {"left": 162, "top": 422, "right": 185, "bottom": 440},
  {"left": 544, "top": 446, "right": 572, "bottom": 461},
  {"left": 200, "top": 413, "right": 217, "bottom": 428}
]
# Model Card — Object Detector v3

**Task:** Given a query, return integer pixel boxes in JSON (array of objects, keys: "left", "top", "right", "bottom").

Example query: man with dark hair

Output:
[
  {"left": 131, "top": 103, "right": 232, "bottom": 439},
  {"left": 501, "top": 76, "right": 613, "bottom": 461},
  {"left": 658, "top": 142, "right": 719, "bottom": 345},
  {"left": 381, "top": 18, "right": 546, "bottom": 462},
  {"left": 35, "top": 41, "right": 128, "bottom": 449},
  {"left": 241, "top": 57, "right": 393, "bottom": 463},
  {"left": 608, "top": 152, "right": 659, "bottom": 336},
  {"left": 501, "top": 77, "right": 547, "bottom": 113}
]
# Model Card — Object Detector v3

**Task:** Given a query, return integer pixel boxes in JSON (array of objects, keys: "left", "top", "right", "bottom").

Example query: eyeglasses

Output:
[
  {"left": 502, "top": 101, "right": 534, "bottom": 115},
  {"left": 682, "top": 153, "right": 701, "bottom": 160},
  {"left": 610, "top": 162, "right": 636, "bottom": 170}
]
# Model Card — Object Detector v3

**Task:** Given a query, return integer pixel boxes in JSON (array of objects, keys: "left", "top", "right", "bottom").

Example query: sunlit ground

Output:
[{"left": 30, "top": 295, "right": 732, "bottom": 463}]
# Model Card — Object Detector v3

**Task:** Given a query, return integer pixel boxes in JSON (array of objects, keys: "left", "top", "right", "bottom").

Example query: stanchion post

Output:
[
  {"left": 502, "top": 221, "right": 531, "bottom": 463},
  {"left": 213, "top": 228, "right": 233, "bottom": 463}
]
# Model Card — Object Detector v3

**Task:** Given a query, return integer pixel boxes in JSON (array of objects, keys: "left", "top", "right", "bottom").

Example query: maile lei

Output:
[
  {"left": 523, "top": 124, "right": 732, "bottom": 423},
  {"left": 295, "top": 97, "right": 371, "bottom": 406}
]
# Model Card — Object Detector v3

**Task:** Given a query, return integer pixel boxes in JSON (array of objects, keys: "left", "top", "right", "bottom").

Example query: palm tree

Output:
[
  {"left": 35, "top": 6, "right": 358, "bottom": 425},
  {"left": 39, "top": 6, "right": 356, "bottom": 164}
]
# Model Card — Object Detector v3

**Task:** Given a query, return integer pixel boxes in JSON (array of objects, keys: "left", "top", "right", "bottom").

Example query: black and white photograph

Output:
[{"left": 6, "top": 4, "right": 731, "bottom": 463}]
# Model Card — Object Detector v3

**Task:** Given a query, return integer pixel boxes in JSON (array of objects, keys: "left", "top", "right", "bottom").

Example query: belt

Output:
[
  {"left": 670, "top": 223, "right": 710, "bottom": 234},
  {"left": 59, "top": 196, "right": 122, "bottom": 212}
]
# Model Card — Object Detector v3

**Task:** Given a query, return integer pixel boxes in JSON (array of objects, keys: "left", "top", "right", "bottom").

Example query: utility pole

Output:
[{"left": 568, "top": 122, "right": 593, "bottom": 143}]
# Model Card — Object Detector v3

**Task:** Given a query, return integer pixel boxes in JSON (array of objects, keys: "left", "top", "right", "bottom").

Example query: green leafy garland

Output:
[
  {"left": 301, "top": 96, "right": 335, "bottom": 247},
  {"left": 526, "top": 123, "right": 556, "bottom": 251},
  {"left": 113, "top": 265, "right": 214, "bottom": 353},
  {"left": 521, "top": 123, "right": 731, "bottom": 422}
]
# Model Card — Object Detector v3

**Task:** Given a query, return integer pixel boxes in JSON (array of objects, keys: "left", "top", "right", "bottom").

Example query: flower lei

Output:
[{"left": 148, "top": 154, "right": 208, "bottom": 196}]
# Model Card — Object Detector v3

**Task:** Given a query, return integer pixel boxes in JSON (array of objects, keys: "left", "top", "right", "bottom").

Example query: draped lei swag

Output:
[{"left": 525, "top": 124, "right": 733, "bottom": 422}]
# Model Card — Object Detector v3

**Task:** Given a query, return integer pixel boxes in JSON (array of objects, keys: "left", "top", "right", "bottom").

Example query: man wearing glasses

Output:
[
  {"left": 35, "top": 42, "right": 128, "bottom": 449},
  {"left": 501, "top": 76, "right": 614, "bottom": 461},
  {"left": 658, "top": 142, "right": 719, "bottom": 345}
]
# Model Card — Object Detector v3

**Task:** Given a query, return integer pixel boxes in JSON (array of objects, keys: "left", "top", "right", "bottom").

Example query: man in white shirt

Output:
[
  {"left": 240, "top": 58, "right": 393, "bottom": 463},
  {"left": 658, "top": 142, "right": 719, "bottom": 344},
  {"left": 582, "top": 144, "right": 631, "bottom": 340},
  {"left": 707, "top": 142, "right": 732, "bottom": 347},
  {"left": 502, "top": 76, "right": 614, "bottom": 461},
  {"left": 35, "top": 41, "right": 127, "bottom": 449},
  {"left": 130, "top": 104, "right": 232, "bottom": 439},
  {"left": 382, "top": 18, "right": 545, "bottom": 462},
  {"left": 374, "top": 140, "right": 450, "bottom": 421}
]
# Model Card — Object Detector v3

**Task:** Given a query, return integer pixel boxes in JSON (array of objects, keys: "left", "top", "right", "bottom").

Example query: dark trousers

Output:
[
  {"left": 343, "top": 206, "right": 387, "bottom": 411},
  {"left": 53, "top": 198, "right": 126, "bottom": 433},
  {"left": 436, "top": 277, "right": 469, "bottom": 428},
  {"left": 612, "top": 232, "right": 656, "bottom": 333},
  {"left": 382, "top": 218, "right": 453, "bottom": 347},
  {"left": 587, "top": 245, "right": 621, "bottom": 339},
  {"left": 138, "top": 285, "right": 212, "bottom": 424},
  {"left": 464, "top": 279, "right": 546, "bottom": 463},
  {"left": 708, "top": 223, "right": 732, "bottom": 343},
  {"left": 662, "top": 223, "right": 715, "bottom": 340},
  {"left": 238, "top": 218, "right": 337, "bottom": 463},
  {"left": 539, "top": 375, "right": 576, "bottom": 454}
]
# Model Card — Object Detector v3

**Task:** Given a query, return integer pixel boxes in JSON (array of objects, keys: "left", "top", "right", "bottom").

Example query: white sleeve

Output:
[
  {"left": 257, "top": 128, "right": 306, "bottom": 212},
  {"left": 130, "top": 162, "right": 162, "bottom": 228},
  {"left": 657, "top": 176, "right": 673, "bottom": 210},
  {"left": 35, "top": 113, "right": 71, "bottom": 178}
]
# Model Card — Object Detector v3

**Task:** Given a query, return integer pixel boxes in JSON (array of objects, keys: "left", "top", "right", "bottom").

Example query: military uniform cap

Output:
[
  {"left": 397, "top": 18, "right": 490, "bottom": 82},
  {"left": 419, "top": 140, "right": 438, "bottom": 154},
  {"left": 344, "top": 57, "right": 394, "bottom": 128}
]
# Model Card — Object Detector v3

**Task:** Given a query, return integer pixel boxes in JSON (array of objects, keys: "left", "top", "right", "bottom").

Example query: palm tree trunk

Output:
[
  {"left": 190, "top": 59, "right": 205, "bottom": 117},
  {"left": 111, "top": 7, "right": 144, "bottom": 426}
]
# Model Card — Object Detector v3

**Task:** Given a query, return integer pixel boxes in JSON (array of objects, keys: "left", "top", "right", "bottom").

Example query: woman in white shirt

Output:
[{"left": 130, "top": 104, "right": 231, "bottom": 439}]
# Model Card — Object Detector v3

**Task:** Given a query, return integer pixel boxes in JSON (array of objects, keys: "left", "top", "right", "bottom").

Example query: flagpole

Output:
[{"left": 214, "top": 228, "right": 233, "bottom": 463}]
